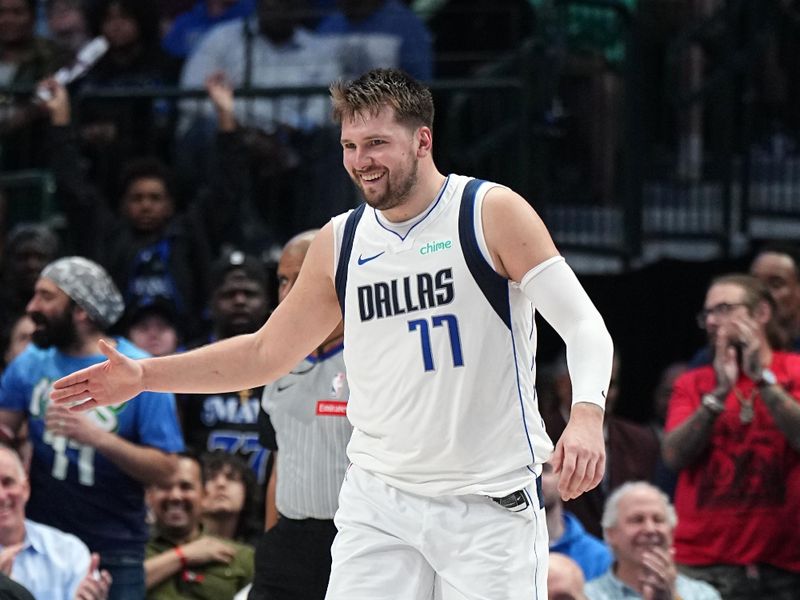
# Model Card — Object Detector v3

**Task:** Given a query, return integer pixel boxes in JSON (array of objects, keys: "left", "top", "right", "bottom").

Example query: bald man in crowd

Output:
[{"left": 548, "top": 553, "right": 588, "bottom": 600}]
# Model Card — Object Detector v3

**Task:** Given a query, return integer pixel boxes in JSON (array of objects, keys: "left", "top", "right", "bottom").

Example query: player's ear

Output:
[{"left": 416, "top": 127, "right": 432, "bottom": 157}]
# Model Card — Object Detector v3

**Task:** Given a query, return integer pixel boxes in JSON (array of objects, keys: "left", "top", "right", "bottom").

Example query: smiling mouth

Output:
[{"left": 359, "top": 171, "right": 384, "bottom": 183}]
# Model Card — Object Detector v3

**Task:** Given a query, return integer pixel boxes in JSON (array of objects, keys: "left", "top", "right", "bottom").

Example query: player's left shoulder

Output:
[
  {"left": 481, "top": 183, "right": 529, "bottom": 211},
  {"left": 480, "top": 184, "right": 548, "bottom": 237},
  {"left": 479, "top": 184, "right": 558, "bottom": 281}
]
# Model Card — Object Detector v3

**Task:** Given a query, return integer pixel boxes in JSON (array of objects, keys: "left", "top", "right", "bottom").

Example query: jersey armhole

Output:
[
  {"left": 331, "top": 212, "right": 349, "bottom": 276},
  {"left": 474, "top": 184, "right": 503, "bottom": 273}
]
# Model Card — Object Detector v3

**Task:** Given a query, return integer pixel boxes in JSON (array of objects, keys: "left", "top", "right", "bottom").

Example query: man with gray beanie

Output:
[{"left": 0, "top": 256, "right": 184, "bottom": 600}]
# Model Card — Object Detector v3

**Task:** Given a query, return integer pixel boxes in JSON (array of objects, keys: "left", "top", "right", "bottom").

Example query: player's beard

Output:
[
  {"left": 29, "top": 307, "right": 78, "bottom": 350},
  {"left": 355, "top": 156, "right": 418, "bottom": 212}
]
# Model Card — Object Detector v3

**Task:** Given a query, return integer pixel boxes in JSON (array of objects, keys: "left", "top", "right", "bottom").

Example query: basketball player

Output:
[{"left": 51, "top": 69, "right": 614, "bottom": 599}]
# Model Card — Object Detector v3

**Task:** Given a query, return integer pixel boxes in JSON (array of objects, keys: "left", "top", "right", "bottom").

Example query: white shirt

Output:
[
  {"left": 7, "top": 519, "right": 91, "bottom": 600},
  {"left": 179, "top": 19, "right": 342, "bottom": 133}
]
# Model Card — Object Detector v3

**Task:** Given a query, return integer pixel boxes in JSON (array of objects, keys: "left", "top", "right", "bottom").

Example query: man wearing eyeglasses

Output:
[
  {"left": 688, "top": 243, "right": 800, "bottom": 367},
  {"left": 662, "top": 273, "right": 800, "bottom": 600}
]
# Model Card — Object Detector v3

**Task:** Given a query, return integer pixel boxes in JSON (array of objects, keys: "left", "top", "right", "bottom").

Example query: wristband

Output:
[
  {"left": 755, "top": 368, "right": 778, "bottom": 388},
  {"left": 701, "top": 393, "right": 725, "bottom": 416},
  {"left": 174, "top": 545, "right": 188, "bottom": 569}
]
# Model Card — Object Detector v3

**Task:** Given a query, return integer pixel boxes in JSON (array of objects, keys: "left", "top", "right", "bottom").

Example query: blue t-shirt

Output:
[
  {"left": 550, "top": 511, "right": 613, "bottom": 581},
  {"left": 316, "top": 0, "right": 433, "bottom": 80},
  {"left": 162, "top": 0, "right": 255, "bottom": 59},
  {"left": 0, "top": 338, "right": 184, "bottom": 553}
]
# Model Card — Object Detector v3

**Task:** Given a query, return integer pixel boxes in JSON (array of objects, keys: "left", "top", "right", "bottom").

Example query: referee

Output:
[{"left": 249, "top": 230, "right": 351, "bottom": 600}]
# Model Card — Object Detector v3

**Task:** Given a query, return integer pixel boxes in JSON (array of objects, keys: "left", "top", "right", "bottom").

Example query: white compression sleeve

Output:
[{"left": 520, "top": 256, "right": 613, "bottom": 409}]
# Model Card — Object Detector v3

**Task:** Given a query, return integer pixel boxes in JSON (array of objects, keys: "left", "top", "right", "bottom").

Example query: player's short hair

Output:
[
  {"left": 330, "top": 68, "right": 434, "bottom": 130},
  {"left": 601, "top": 481, "right": 677, "bottom": 533}
]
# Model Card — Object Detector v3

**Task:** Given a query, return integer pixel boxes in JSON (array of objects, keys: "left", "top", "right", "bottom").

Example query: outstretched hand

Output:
[
  {"left": 50, "top": 339, "right": 144, "bottom": 411},
  {"left": 549, "top": 403, "right": 605, "bottom": 500}
]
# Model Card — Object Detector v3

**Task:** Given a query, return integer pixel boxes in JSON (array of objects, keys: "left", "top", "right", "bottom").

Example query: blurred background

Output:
[{"left": 2, "top": 0, "right": 799, "bottom": 422}]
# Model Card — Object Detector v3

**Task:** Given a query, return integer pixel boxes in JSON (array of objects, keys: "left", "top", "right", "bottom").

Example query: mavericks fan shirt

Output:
[{"left": 0, "top": 338, "right": 184, "bottom": 554}]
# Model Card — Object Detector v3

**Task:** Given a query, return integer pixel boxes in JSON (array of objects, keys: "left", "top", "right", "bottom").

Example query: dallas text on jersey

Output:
[{"left": 357, "top": 268, "right": 454, "bottom": 321}]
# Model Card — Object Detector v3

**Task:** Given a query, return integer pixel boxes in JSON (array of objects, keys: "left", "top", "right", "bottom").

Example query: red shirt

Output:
[{"left": 665, "top": 351, "right": 800, "bottom": 571}]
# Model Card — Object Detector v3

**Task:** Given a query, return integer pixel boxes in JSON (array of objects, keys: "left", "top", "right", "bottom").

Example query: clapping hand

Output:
[
  {"left": 640, "top": 546, "right": 677, "bottom": 600},
  {"left": 74, "top": 553, "right": 112, "bottom": 600}
]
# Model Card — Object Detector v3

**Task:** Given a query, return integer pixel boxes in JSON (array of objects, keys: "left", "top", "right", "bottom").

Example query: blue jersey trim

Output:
[
  {"left": 457, "top": 178, "right": 511, "bottom": 329},
  {"left": 511, "top": 323, "right": 537, "bottom": 466},
  {"left": 307, "top": 341, "right": 345, "bottom": 363},
  {"left": 373, "top": 175, "right": 451, "bottom": 241},
  {"left": 335, "top": 204, "right": 366, "bottom": 316}
]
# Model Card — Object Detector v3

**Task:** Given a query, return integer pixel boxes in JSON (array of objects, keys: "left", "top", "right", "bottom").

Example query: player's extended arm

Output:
[
  {"left": 482, "top": 187, "right": 613, "bottom": 500},
  {"left": 51, "top": 225, "right": 342, "bottom": 410}
]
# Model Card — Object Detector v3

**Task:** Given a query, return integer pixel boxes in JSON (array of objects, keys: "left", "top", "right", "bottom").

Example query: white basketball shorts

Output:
[{"left": 325, "top": 464, "right": 549, "bottom": 600}]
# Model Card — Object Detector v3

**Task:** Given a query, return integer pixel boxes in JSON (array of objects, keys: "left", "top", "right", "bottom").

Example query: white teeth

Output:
[{"left": 361, "top": 172, "right": 382, "bottom": 181}]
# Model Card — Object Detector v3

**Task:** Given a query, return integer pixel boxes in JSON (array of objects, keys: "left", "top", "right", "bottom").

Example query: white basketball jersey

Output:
[{"left": 332, "top": 174, "right": 553, "bottom": 497}]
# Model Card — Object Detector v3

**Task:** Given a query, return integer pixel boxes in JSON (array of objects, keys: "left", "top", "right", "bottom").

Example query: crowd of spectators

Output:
[
  {"left": 539, "top": 247, "right": 800, "bottom": 600},
  {"left": 0, "top": 1, "right": 797, "bottom": 599}
]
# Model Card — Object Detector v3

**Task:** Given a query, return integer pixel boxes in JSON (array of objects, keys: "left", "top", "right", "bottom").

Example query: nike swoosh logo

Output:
[
  {"left": 276, "top": 384, "right": 295, "bottom": 392},
  {"left": 357, "top": 251, "right": 385, "bottom": 265}
]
